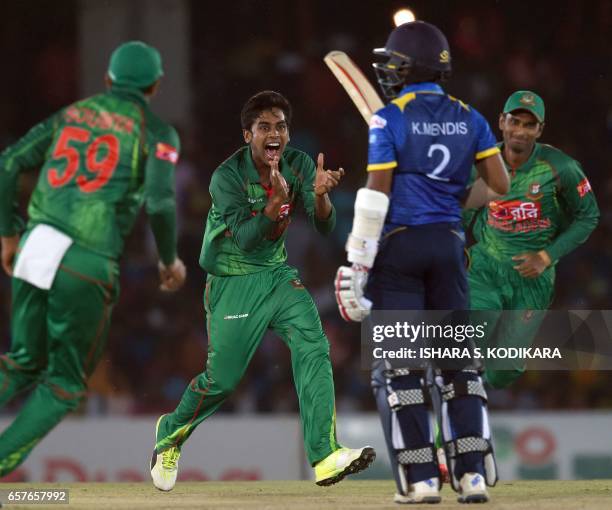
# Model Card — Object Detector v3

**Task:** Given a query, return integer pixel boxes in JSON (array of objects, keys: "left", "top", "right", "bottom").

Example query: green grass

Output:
[{"left": 1, "top": 480, "right": 611, "bottom": 509}]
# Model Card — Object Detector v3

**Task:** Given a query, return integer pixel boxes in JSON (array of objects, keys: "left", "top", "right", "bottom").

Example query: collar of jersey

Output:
[
  {"left": 109, "top": 85, "right": 148, "bottom": 106},
  {"left": 398, "top": 82, "right": 444, "bottom": 96},
  {"left": 243, "top": 145, "right": 289, "bottom": 184},
  {"left": 499, "top": 142, "right": 542, "bottom": 173}
]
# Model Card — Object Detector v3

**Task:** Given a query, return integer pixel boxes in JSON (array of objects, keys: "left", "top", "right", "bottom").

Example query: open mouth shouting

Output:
[{"left": 265, "top": 141, "right": 281, "bottom": 162}]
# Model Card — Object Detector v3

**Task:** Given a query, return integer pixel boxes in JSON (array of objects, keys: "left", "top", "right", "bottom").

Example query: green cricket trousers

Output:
[
  {"left": 0, "top": 241, "right": 119, "bottom": 475},
  {"left": 468, "top": 244, "right": 554, "bottom": 388},
  {"left": 156, "top": 264, "right": 341, "bottom": 465}
]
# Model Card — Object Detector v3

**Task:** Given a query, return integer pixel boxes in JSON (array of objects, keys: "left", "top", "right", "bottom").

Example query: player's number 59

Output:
[{"left": 47, "top": 126, "right": 120, "bottom": 193}]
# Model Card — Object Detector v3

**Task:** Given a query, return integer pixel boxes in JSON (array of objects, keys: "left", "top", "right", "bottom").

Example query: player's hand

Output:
[
  {"left": 158, "top": 258, "right": 186, "bottom": 292},
  {"left": 270, "top": 158, "right": 289, "bottom": 202},
  {"left": 1, "top": 235, "right": 20, "bottom": 277},
  {"left": 512, "top": 250, "right": 551, "bottom": 279},
  {"left": 334, "top": 263, "right": 372, "bottom": 322},
  {"left": 314, "top": 153, "right": 344, "bottom": 196}
]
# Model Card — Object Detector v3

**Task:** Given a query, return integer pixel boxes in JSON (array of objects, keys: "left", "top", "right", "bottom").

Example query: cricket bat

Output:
[{"left": 324, "top": 50, "right": 384, "bottom": 124}]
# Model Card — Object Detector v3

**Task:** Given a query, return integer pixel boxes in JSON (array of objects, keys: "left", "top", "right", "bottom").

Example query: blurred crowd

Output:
[{"left": 1, "top": 0, "right": 611, "bottom": 416}]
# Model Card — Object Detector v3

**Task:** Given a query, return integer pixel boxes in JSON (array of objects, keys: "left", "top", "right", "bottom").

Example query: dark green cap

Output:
[
  {"left": 503, "top": 90, "right": 545, "bottom": 123},
  {"left": 108, "top": 41, "right": 163, "bottom": 89}
]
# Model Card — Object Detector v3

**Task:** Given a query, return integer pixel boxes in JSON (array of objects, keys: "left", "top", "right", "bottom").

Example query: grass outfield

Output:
[{"left": 0, "top": 480, "right": 611, "bottom": 509}]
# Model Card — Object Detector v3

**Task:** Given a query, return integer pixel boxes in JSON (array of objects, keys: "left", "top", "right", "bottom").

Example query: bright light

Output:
[{"left": 393, "top": 8, "right": 416, "bottom": 27}]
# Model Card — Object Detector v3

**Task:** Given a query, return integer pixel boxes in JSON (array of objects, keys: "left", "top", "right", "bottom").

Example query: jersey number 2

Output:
[
  {"left": 426, "top": 143, "right": 450, "bottom": 182},
  {"left": 47, "top": 126, "right": 120, "bottom": 193}
]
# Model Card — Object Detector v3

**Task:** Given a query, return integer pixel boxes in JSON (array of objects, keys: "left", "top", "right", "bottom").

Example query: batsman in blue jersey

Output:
[{"left": 334, "top": 22, "right": 509, "bottom": 504}]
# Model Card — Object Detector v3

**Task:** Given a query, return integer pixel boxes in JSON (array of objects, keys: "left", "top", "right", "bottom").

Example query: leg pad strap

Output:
[
  {"left": 397, "top": 446, "right": 436, "bottom": 465},
  {"left": 387, "top": 388, "right": 428, "bottom": 410},
  {"left": 440, "top": 379, "right": 487, "bottom": 402}
]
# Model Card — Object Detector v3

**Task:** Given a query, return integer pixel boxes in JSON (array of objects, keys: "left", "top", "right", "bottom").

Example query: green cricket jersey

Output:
[
  {"left": 468, "top": 143, "right": 599, "bottom": 263},
  {"left": 0, "top": 85, "right": 179, "bottom": 264},
  {"left": 200, "top": 145, "right": 336, "bottom": 276}
]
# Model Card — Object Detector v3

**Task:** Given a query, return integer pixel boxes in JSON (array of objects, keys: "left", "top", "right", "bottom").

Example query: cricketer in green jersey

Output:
[
  {"left": 466, "top": 90, "right": 599, "bottom": 388},
  {"left": 150, "top": 91, "right": 375, "bottom": 491},
  {"left": 0, "top": 41, "right": 186, "bottom": 477}
]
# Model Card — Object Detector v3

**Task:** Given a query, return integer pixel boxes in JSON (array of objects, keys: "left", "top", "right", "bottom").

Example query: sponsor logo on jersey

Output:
[
  {"left": 411, "top": 121, "right": 468, "bottom": 136},
  {"left": 224, "top": 313, "right": 249, "bottom": 320},
  {"left": 369, "top": 114, "right": 387, "bottom": 130},
  {"left": 487, "top": 199, "right": 551, "bottom": 233},
  {"left": 526, "top": 182, "right": 543, "bottom": 200},
  {"left": 577, "top": 178, "right": 592, "bottom": 198},
  {"left": 155, "top": 142, "right": 179, "bottom": 163},
  {"left": 489, "top": 200, "right": 541, "bottom": 221}
]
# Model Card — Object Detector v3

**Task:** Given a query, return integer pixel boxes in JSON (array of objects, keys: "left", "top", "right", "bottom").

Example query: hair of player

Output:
[{"left": 240, "top": 90, "right": 292, "bottom": 131}]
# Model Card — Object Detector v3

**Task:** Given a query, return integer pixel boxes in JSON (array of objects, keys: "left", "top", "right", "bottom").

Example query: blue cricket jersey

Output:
[{"left": 367, "top": 82, "right": 499, "bottom": 226}]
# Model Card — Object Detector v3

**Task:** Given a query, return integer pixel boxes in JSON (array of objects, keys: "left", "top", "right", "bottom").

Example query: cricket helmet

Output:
[{"left": 373, "top": 21, "right": 451, "bottom": 100}]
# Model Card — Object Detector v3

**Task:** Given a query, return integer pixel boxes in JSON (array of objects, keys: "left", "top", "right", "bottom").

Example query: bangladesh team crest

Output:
[
  {"left": 526, "top": 182, "right": 543, "bottom": 200},
  {"left": 520, "top": 93, "right": 536, "bottom": 106}
]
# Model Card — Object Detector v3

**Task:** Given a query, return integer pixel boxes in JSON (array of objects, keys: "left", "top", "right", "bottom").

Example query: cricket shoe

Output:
[
  {"left": 150, "top": 414, "right": 181, "bottom": 491},
  {"left": 394, "top": 477, "right": 441, "bottom": 504},
  {"left": 314, "top": 446, "right": 376, "bottom": 486},
  {"left": 457, "top": 472, "right": 489, "bottom": 504}
]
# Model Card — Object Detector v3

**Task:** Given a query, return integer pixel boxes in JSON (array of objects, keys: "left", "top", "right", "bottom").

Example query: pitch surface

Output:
[{"left": 1, "top": 480, "right": 610, "bottom": 509}]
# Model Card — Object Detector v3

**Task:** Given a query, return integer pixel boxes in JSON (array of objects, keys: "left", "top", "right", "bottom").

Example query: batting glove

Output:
[{"left": 334, "top": 264, "right": 372, "bottom": 322}]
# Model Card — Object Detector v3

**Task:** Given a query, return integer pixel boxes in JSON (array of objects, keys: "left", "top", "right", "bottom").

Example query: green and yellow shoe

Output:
[
  {"left": 314, "top": 446, "right": 376, "bottom": 486},
  {"left": 150, "top": 414, "right": 181, "bottom": 491}
]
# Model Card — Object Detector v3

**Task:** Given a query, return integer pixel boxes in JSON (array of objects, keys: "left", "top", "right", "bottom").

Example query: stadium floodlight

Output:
[{"left": 393, "top": 8, "right": 416, "bottom": 27}]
